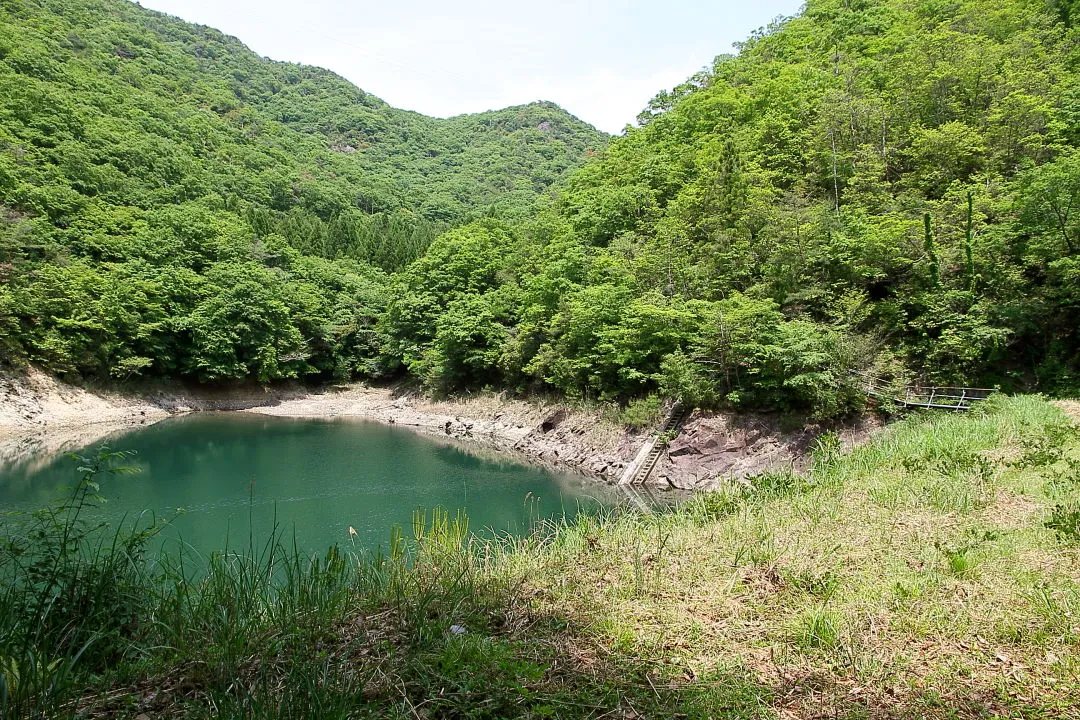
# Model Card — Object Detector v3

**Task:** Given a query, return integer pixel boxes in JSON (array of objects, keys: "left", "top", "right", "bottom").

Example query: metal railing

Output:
[{"left": 854, "top": 372, "right": 994, "bottom": 411}]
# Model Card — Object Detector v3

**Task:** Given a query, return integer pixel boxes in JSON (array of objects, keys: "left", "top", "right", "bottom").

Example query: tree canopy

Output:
[
  {"left": 380, "top": 0, "right": 1080, "bottom": 414},
  {"left": 0, "top": 0, "right": 605, "bottom": 382},
  {"left": 3, "top": 0, "right": 1078, "bottom": 416}
]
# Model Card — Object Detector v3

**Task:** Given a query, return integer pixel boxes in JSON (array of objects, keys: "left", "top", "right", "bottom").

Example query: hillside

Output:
[
  {"left": 381, "top": 0, "right": 1080, "bottom": 414},
  {"left": 0, "top": 0, "right": 604, "bottom": 382},
  {"left": 3, "top": 0, "right": 1078, "bottom": 412}
]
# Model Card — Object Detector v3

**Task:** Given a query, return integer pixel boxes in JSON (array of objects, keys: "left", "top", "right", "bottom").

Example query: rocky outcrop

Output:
[{"left": 650, "top": 411, "right": 879, "bottom": 490}]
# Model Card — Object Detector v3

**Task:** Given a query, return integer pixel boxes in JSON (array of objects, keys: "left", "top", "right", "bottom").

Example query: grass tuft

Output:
[{"left": 793, "top": 608, "right": 845, "bottom": 651}]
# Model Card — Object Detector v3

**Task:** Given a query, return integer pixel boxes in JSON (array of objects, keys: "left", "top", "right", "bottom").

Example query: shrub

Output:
[{"left": 618, "top": 394, "right": 665, "bottom": 430}]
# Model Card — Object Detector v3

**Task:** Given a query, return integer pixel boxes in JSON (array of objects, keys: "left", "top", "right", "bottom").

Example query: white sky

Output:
[{"left": 138, "top": 0, "right": 804, "bottom": 134}]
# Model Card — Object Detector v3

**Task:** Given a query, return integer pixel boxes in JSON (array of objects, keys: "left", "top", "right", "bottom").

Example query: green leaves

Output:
[
  {"left": 377, "top": 0, "right": 1078, "bottom": 409},
  {"left": 2, "top": 0, "right": 1077, "bottom": 404},
  {"left": 0, "top": 0, "right": 601, "bottom": 384},
  {"left": 1015, "top": 150, "right": 1080, "bottom": 258},
  {"left": 380, "top": 221, "right": 520, "bottom": 389},
  {"left": 907, "top": 122, "right": 986, "bottom": 198}
]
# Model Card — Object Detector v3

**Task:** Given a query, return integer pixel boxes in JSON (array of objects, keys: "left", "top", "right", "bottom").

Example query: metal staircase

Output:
[{"left": 624, "top": 403, "right": 689, "bottom": 486}]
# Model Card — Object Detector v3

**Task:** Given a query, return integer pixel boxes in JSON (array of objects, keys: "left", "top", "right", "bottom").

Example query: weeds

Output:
[
  {"left": 810, "top": 431, "right": 842, "bottom": 470},
  {"left": 0, "top": 448, "right": 164, "bottom": 717},
  {"left": 3, "top": 394, "right": 1080, "bottom": 718},
  {"left": 936, "top": 542, "right": 980, "bottom": 578},
  {"left": 934, "top": 531, "right": 1000, "bottom": 578},
  {"left": 686, "top": 466, "right": 815, "bottom": 524},
  {"left": 618, "top": 395, "right": 664, "bottom": 430},
  {"left": 787, "top": 569, "right": 839, "bottom": 599},
  {"left": 1045, "top": 504, "right": 1080, "bottom": 544},
  {"left": 794, "top": 608, "right": 844, "bottom": 651},
  {"left": 1012, "top": 421, "right": 1079, "bottom": 468}
]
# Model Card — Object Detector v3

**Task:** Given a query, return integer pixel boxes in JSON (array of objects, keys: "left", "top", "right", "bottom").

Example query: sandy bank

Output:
[{"left": 237, "top": 384, "right": 640, "bottom": 480}]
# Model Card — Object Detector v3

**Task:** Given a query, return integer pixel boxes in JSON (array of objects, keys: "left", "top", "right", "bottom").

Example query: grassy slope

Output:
[
  {"left": 515, "top": 396, "right": 1080, "bottom": 717},
  {"left": 9, "top": 396, "right": 1080, "bottom": 718}
]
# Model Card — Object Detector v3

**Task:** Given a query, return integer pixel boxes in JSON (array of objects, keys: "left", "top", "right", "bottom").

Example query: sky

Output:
[{"left": 138, "top": 0, "right": 804, "bottom": 134}]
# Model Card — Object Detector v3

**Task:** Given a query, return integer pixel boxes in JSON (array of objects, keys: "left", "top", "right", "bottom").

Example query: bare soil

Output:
[
  {"left": 658, "top": 409, "right": 880, "bottom": 489},
  {"left": 1054, "top": 399, "right": 1080, "bottom": 423}
]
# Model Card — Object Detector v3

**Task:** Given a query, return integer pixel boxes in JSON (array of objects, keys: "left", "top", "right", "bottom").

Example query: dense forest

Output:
[
  {"left": 0, "top": 0, "right": 605, "bottom": 381},
  {"left": 381, "top": 0, "right": 1080, "bottom": 415},
  {"left": 2, "top": 0, "right": 1079, "bottom": 417}
]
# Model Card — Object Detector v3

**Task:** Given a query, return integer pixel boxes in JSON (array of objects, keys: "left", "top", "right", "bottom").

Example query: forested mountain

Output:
[
  {"left": 0, "top": 0, "right": 604, "bottom": 381},
  {"left": 382, "top": 0, "right": 1080, "bottom": 415},
  {"left": 3, "top": 0, "right": 1078, "bottom": 416}
]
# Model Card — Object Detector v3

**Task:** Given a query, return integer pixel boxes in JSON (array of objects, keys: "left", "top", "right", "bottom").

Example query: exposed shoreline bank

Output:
[
  {"left": 0, "top": 367, "right": 877, "bottom": 490},
  {"left": 0, "top": 367, "right": 640, "bottom": 482}
]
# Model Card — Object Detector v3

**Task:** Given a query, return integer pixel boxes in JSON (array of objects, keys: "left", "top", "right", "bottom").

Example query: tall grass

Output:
[
  {"left": 0, "top": 449, "right": 158, "bottom": 717},
  {"left": 2, "top": 394, "right": 1078, "bottom": 718},
  {"left": 0, "top": 449, "right": 516, "bottom": 718}
]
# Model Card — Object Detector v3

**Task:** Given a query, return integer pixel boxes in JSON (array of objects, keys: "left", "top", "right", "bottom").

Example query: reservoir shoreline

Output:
[
  {"left": 1, "top": 366, "right": 878, "bottom": 490},
  {"left": 0, "top": 367, "right": 638, "bottom": 483}
]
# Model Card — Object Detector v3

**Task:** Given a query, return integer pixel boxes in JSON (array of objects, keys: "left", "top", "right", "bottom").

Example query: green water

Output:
[{"left": 0, "top": 414, "right": 619, "bottom": 556}]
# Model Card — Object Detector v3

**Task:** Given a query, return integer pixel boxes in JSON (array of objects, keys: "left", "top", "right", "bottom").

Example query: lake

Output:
[{"left": 0, "top": 413, "right": 621, "bottom": 557}]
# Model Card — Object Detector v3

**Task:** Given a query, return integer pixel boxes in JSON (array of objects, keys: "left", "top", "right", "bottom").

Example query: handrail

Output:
[{"left": 852, "top": 372, "right": 994, "bottom": 411}]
